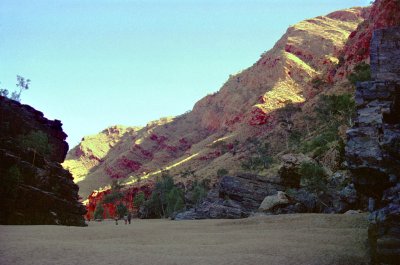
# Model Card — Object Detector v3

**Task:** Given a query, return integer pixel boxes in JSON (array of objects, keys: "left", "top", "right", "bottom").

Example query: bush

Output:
[
  {"left": 301, "top": 129, "right": 338, "bottom": 154},
  {"left": 134, "top": 191, "right": 145, "bottom": 208},
  {"left": 347, "top": 62, "right": 371, "bottom": 85},
  {"left": 191, "top": 182, "right": 207, "bottom": 206},
  {"left": 94, "top": 204, "right": 104, "bottom": 220},
  {"left": 166, "top": 187, "right": 185, "bottom": 216},
  {"left": 217, "top": 168, "right": 228, "bottom": 177},
  {"left": 316, "top": 94, "right": 355, "bottom": 125},
  {"left": 142, "top": 173, "right": 183, "bottom": 218},
  {"left": 18, "top": 130, "right": 52, "bottom": 156},
  {"left": 103, "top": 191, "right": 124, "bottom": 204},
  {"left": 116, "top": 202, "right": 127, "bottom": 218},
  {"left": 299, "top": 162, "right": 327, "bottom": 193},
  {"left": 241, "top": 138, "right": 273, "bottom": 171},
  {"left": 311, "top": 77, "right": 326, "bottom": 89}
]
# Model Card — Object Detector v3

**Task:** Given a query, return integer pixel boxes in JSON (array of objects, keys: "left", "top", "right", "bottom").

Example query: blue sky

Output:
[{"left": 0, "top": 0, "right": 369, "bottom": 147}]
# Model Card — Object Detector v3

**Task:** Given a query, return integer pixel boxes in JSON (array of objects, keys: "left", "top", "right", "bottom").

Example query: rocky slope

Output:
[
  {"left": 0, "top": 96, "right": 86, "bottom": 225},
  {"left": 64, "top": 7, "right": 366, "bottom": 200}
]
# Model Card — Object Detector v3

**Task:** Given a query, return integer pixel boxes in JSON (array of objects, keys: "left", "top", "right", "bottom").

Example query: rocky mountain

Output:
[
  {"left": 64, "top": 7, "right": 367, "bottom": 200},
  {"left": 0, "top": 96, "right": 86, "bottom": 225}
]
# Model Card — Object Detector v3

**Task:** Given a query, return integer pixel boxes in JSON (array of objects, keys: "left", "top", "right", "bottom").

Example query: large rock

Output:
[
  {"left": 346, "top": 26, "right": 400, "bottom": 264},
  {"left": 258, "top": 191, "right": 289, "bottom": 212},
  {"left": 0, "top": 96, "right": 86, "bottom": 226},
  {"left": 175, "top": 174, "right": 283, "bottom": 220},
  {"left": 278, "top": 153, "right": 314, "bottom": 188}
]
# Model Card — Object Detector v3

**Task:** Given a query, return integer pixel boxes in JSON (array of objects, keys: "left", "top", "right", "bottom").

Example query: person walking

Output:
[
  {"left": 127, "top": 212, "right": 132, "bottom": 224},
  {"left": 115, "top": 215, "right": 119, "bottom": 225},
  {"left": 123, "top": 214, "right": 128, "bottom": 225}
]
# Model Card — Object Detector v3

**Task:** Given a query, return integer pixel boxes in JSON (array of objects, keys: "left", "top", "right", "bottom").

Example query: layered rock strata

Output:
[
  {"left": 346, "top": 26, "right": 400, "bottom": 264},
  {"left": 0, "top": 97, "right": 86, "bottom": 226},
  {"left": 175, "top": 174, "right": 283, "bottom": 220}
]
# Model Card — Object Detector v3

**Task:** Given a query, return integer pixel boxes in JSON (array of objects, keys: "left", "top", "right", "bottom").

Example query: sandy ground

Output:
[{"left": 0, "top": 214, "right": 370, "bottom": 265}]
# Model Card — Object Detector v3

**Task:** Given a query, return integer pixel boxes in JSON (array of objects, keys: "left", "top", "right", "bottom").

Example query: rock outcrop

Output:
[
  {"left": 346, "top": 26, "right": 400, "bottom": 264},
  {"left": 332, "top": 0, "right": 400, "bottom": 82},
  {"left": 175, "top": 174, "right": 283, "bottom": 220},
  {"left": 278, "top": 153, "right": 314, "bottom": 188},
  {"left": 0, "top": 97, "right": 86, "bottom": 226}
]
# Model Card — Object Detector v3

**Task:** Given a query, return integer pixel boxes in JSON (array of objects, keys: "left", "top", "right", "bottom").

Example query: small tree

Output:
[
  {"left": 299, "top": 162, "right": 327, "bottom": 193},
  {"left": 116, "top": 202, "right": 127, "bottom": 218},
  {"left": 166, "top": 187, "right": 185, "bottom": 216},
  {"left": 17, "top": 130, "right": 52, "bottom": 165},
  {"left": 315, "top": 94, "right": 355, "bottom": 127},
  {"left": 0, "top": 75, "right": 30, "bottom": 102},
  {"left": 241, "top": 138, "right": 273, "bottom": 171},
  {"left": 191, "top": 182, "right": 207, "bottom": 206},
  {"left": 134, "top": 191, "right": 145, "bottom": 208},
  {"left": 347, "top": 62, "right": 371, "bottom": 85},
  {"left": 94, "top": 204, "right": 104, "bottom": 220},
  {"left": 217, "top": 168, "right": 228, "bottom": 177}
]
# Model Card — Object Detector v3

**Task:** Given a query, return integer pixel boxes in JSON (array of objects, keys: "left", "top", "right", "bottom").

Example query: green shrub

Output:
[
  {"left": 143, "top": 173, "right": 183, "bottom": 218},
  {"left": 116, "top": 202, "right": 127, "bottom": 218},
  {"left": 192, "top": 183, "right": 207, "bottom": 206},
  {"left": 299, "top": 162, "right": 327, "bottom": 193},
  {"left": 241, "top": 139, "right": 273, "bottom": 171},
  {"left": 347, "top": 62, "right": 371, "bottom": 85},
  {"left": 288, "top": 130, "right": 304, "bottom": 149},
  {"left": 316, "top": 94, "right": 355, "bottom": 125},
  {"left": 134, "top": 191, "right": 145, "bottom": 208},
  {"left": 166, "top": 187, "right": 185, "bottom": 216},
  {"left": 18, "top": 130, "right": 52, "bottom": 156},
  {"left": 301, "top": 130, "right": 338, "bottom": 154},
  {"left": 311, "top": 77, "right": 326, "bottom": 89},
  {"left": 103, "top": 191, "right": 124, "bottom": 204},
  {"left": 94, "top": 204, "right": 104, "bottom": 220},
  {"left": 217, "top": 168, "right": 228, "bottom": 177}
]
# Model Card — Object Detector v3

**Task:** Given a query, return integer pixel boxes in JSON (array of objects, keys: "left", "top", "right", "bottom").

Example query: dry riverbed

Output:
[{"left": 0, "top": 213, "right": 370, "bottom": 265}]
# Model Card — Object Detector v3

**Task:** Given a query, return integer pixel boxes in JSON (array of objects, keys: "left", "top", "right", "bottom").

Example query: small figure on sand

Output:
[
  {"left": 128, "top": 212, "right": 132, "bottom": 224},
  {"left": 123, "top": 214, "right": 128, "bottom": 225},
  {"left": 115, "top": 215, "right": 119, "bottom": 225}
]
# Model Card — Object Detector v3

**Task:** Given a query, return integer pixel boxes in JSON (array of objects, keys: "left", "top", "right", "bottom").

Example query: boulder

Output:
[
  {"left": 278, "top": 153, "right": 314, "bottom": 188},
  {"left": 258, "top": 191, "right": 289, "bottom": 212}
]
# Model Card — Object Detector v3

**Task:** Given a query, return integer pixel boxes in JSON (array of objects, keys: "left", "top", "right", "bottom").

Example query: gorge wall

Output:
[
  {"left": 0, "top": 97, "right": 86, "bottom": 226},
  {"left": 346, "top": 26, "right": 400, "bottom": 264},
  {"left": 65, "top": 7, "right": 367, "bottom": 201}
]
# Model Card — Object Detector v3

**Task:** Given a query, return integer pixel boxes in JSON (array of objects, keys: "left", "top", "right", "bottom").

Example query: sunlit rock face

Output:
[
  {"left": 64, "top": 8, "right": 366, "bottom": 202},
  {"left": 0, "top": 97, "right": 86, "bottom": 226},
  {"left": 346, "top": 26, "right": 400, "bottom": 265}
]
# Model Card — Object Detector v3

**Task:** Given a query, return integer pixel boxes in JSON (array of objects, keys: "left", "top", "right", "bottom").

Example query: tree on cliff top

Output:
[{"left": 0, "top": 75, "right": 30, "bottom": 102}]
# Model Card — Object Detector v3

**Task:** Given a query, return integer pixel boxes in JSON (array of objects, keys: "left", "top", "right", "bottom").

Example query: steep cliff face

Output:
[
  {"left": 332, "top": 0, "right": 400, "bottom": 82},
  {"left": 346, "top": 26, "right": 400, "bottom": 265},
  {"left": 64, "top": 8, "right": 366, "bottom": 201},
  {"left": 0, "top": 97, "right": 86, "bottom": 226}
]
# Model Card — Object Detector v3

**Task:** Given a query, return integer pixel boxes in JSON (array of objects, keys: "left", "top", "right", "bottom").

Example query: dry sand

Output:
[{"left": 0, "top": 214, "right": 370, "bottom": 265}]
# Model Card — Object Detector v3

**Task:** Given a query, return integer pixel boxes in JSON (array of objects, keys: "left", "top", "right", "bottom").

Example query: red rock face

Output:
[
  {"left": 85, "top": 183, "right": 154, "bottom": 220},
  {"left": 332, "top": 0, "right": 400, "bottom": 81}
]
